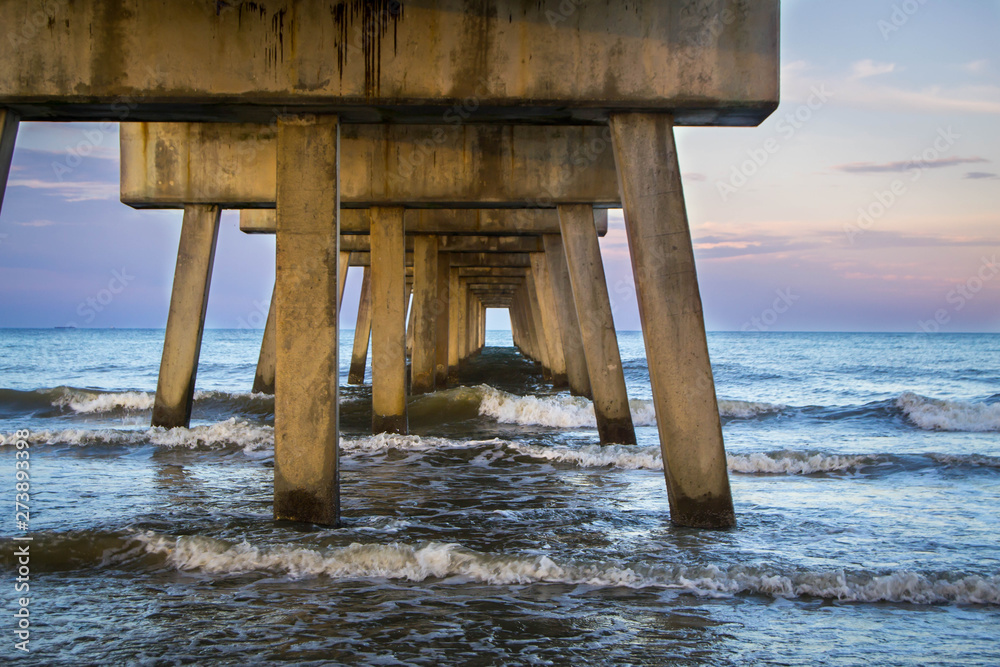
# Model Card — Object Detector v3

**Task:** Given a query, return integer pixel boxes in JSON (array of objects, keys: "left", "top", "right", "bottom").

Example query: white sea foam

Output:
[
  {"left": 48, "top": 388, "right": 273, "bottom": 414},
  {"left": 475, "top": 385, "right": 781, "bottom": 428},
  {"left": 51, "top": 388, "right": 155, "bottom": 413},
  {"left": 14, "top": 419, "right": 273, "bottom": 453},
  {"left": 727, "top": 452, "right": 875, "bottom": 475},
  {"left": 509, "top": 443, "right": 664, "bottom": 469},
  {"left": 718, "top": 399, "right": 786, "bottom": 419},
  {"left": 508, "top": 443, "right": 872, "bottom": 475},
  {"left": 341, "top": 433, "right": 500, "bottom": 454},
  {"left": 135, "top": 533, "right": 1000, "bottom": 605},
  {"left": 897, "top": 392, "right": 1000, "bottom": 432}
]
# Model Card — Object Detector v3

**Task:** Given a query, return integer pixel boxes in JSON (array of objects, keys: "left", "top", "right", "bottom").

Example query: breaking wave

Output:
[
  {"left": 509, "top": 443, "right": 879, "bottom": 475},
  {"left": 7, "top": 418, "right": 273, "bottom": 453},
  {"left": 132, "top": 533, "right": 1000, "bottom": 605},
  {"left": 475, "top": 385, "right": 782, "bottom": 428},
  {"left": 897, "top": 392, "right": 1000, "bottom": 432}
]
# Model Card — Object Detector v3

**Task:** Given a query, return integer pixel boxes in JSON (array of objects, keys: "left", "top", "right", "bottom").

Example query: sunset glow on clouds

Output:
[{"left": 1, "top": 0, "right": 997, "bottom": 333}]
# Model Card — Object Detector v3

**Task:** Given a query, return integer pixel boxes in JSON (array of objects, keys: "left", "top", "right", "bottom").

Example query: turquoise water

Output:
[{"left": 1, "top": 329, "right": 999, "bottom": 665}]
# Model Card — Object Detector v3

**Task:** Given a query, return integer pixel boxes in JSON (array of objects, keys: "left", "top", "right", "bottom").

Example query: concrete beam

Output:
[
  {"left": 273, "top": 115, "right": 340, "bottom": 526},
  {"left": 347, "top": 252, "right": 532, "bottom": 268},
  {"left": 610, "top": 113, "right": 735, "bottom": 528},
  {"left": 337, "top": 235, "right": 543, "bottom": 254},
  {"left": 151, "top": 204, "right": 220, "bottom": 429},
  {"left": 241, "top": 208, "right": 608, "bottom": 236},
  {"left": 0, "top": 1, "right": 779, "bottom": 125},
  {"left": 458, "top": 267, "right": 528, "bottom": 278},
  {"left": 121, "top": 123, "right": 619, "bottom": 208},
  {"left": 0, "top": 109, "right": 17, "bottom": 216}
]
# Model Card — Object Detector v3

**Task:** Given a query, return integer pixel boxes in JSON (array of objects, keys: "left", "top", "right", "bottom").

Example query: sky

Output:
[{"left": 0, "top": 0, "right": 998, "bottom": 333}]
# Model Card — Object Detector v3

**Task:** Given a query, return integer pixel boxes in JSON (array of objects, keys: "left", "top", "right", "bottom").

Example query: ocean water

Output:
[{"left": 1, "top": 329, "right": 999, "bottom": 665}]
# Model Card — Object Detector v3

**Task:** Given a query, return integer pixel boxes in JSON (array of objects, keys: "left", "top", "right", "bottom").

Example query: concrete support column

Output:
[
  {"left": 273, "top": 115, "right": 340, "bottom": 525},
  {"left": 558, "top": 204, "right": 636, "bottom": 446},
  {"left": 479, "top": 302, "right": 485, "bottom": 350},
  {"left": 253, "top": 284, "right": 277, "bottom": 394},
  {"left": 530, "top": 254, "right": 568, "bottom": 387},
  {"left": 543, "top": 236, "right": 592, "bottom": 398},
  {"left": 447, "top": 268, "right": 461, "bottom": 378},
  {"left": 457, "top": 281, "right": 469, "bottom": 363},
  {"left": 519, "top": 294, "right": 534, "bottom": 359},
  {"left": 411, "top": 235, "right": 438, "bottom": 394},
  {"left": 0, "top": 109, "right": 18, "bottom": 216},
  {"left": 434, "top": 249, "right": 451, "bottom": 387},
  {"left": 370, "top": 206, "right": 408, "bottom": 434},
  {"left": 525, "top": 271, "right": 553, "bottom": 378},
  {"left": 513, "top": 292, "right": 534, "bottom": 360},
  {"left": 338, "top": 250, "right": 350, "bottom": 311},
  {"left": 348, "top": 266, "right": 372, "bottom": 385},
  {"left": 610, "top": 113, "right": 735, "bottom": 528},
  {"left": 151, "top": 204, "right": 221, "bottom": 428},
  {"left": 468, "top": 294, "right": 480, "bottom": 359}
]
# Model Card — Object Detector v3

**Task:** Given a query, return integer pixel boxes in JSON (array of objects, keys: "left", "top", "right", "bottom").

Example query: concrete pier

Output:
[
  {"left": 369, "top": 207, "right": 408, "bottom": 435},
  {"left": 610, "top": 113, "right": 736, "bottom": 528},
  {"left": 348, "top": 267, "right": 372, "bottom": 385},
  {"left": 0, "top": 109, "right": 17, "bottom": 216},
  {"left": 4, "top": 0, "right": 781, "bottom": 530},
  {"left": 151, "top": 205, "right": 221, "bottom": 429},
  {"left": 411, "top": 236, "right": 439, "bottom": 394},
  {"left": 558, "top": 204, "right": 637, "bottom": 446},
  {"left": 273, "top": 115, "right": 340, "bottom": 526}
]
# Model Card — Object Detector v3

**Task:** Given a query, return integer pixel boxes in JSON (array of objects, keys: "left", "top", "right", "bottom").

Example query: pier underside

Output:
[{"left": 0, "top": 0, "right": 779, "bottom": 530}]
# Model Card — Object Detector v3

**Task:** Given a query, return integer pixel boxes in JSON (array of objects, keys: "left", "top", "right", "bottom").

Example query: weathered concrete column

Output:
[
  {"left": 559, "top": 204, "right": 636, "bottom": 446},
  {"left": 411, "top": 235, "right": 438, "bottom": 394},
  {"left": 151, "top": 205, "right": 221, "bottom": 428},
  {"left": 348, "top": 266, "right": 372, "bottom": 385},
  {"left": 370, "top": 206, "right": 408, "bottom": 434},
  {"left": 338, "top": 250, "right": 350, "bottom": 311},
  {"left": 252, "top": 285, "right": 277, "bottom": 394},
  {"left": 448, "top": 268, "right": 461, "bottom": 378},
  {"left": 434, "top": 249, "right": 451, "bottom": 387},
  {"left": 514, "top": 291, "right": 535, "bottom": 361},
  {"left": 530, "top": 254, "right": 568, "bottom": 387},
  {"left": 610, "top": 113, "right": 735, "bottom": 528},
  {"left": 0, "top": 109, "right": 17, "bottom": 216},
  {"left": 478, "top": 302, "right": 486, "bottom": 350},
  {"left": 273, "top": 115, "right": 340, "bottom": 526},
  {"left": 524, "top": 271, "right": 553, "bottom": 379},
  {"left": 457, "top": 281, "right": 469, "bottom": 363},
  {"left": 542, "top": 235, "right": 592, "bottom": 398},
  {"left": 512, "top": 291, "right": 532, "bottom": 361}
]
